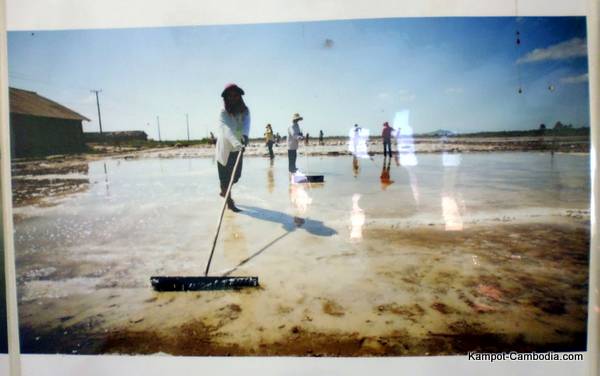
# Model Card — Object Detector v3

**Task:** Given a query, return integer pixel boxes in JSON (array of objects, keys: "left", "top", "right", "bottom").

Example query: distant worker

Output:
[
  {"left": 349, "top": 124, "right": 370, "bottom": 158},
  {"left": 382, "top": 121, "right": 394, "bottom": 158},
  {"left": 288, "top": 113, "right": 304, "bottom": 173},
  {"left": 352, "top": 124, "right": 361, "bottom": 154},
  {"left": 215, "top": 83, "right": 249, "bottom": 212},
  {"left": 275, "top": 132, "right": 281, "bottom": 145},
  {"left": 209, "top": 131, "right": 216, "bottom": 145},
  {"left": 264, "top": 123, "right": 275, "bottom": 160},
  {"left": 319, "top": 130, "right": 324, "bottom": 145},
  {"left": 305, "top": 133, "right": 310, "bottom": 146}
]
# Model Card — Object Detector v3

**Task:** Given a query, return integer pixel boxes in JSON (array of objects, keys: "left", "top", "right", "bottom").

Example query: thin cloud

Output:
[
  {"left": 560, "top": 73, "right": 589, "bottom": 84},
  {"left": 517, "top": 38, "right": 587, "bottom": 64},
  {"left": 398, "top": 89, "right": 416, "bottom": 102},
  {"left": 445, "top": 87, "right": 464, "bottom": 94}
]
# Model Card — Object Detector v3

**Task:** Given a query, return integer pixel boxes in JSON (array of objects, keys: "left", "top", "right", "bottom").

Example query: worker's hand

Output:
[{"left": 241, "top": 135, "right": 249, "bottom": 146}]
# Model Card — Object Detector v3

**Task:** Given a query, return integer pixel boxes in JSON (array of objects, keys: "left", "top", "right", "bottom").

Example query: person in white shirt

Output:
[
  {"left": 287, "top": 113, "right": 304, "bottom": 173},
  {"left": 215, "top": 83, "right": 250, "bottom": 212}
]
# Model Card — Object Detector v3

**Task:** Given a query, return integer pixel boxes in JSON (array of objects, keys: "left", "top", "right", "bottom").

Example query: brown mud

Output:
[{"left": 18, "top": 220, "right": 589, "bottom": 356}]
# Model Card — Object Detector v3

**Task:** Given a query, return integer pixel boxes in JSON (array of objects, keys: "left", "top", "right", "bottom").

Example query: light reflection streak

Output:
[
  {"left": 348, "top": 124, "right": 371, "bottom": 159},
  {"left": 407, "top": 168, "right": 420, "bottom": 206},
  {"left": 290, "top": 184, "right": 312, "bottom": 216},
  {"left": 393, "top": 110, "right": 417, "bottom": 167},
  {"left": 350, "top": 193, "right": 365, "bottom": 241},
  {"left": 393, "top": 110, "right": 420, "bottom": 204},
  {"left": 441, "top": 133, "right": 464, "bottom": 231},
  {"left": 441, "top": 194, "right": 463, "bottom": 231}
]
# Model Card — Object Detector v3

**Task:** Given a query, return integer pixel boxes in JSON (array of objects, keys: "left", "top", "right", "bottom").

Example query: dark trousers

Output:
[
  {"left": 267, "top": 140, "right": 274, "bottom": 159},
  {"left": 383, "top": 139, "right": 392, "bottom": 157},
  {"left": 288, "top": 149, "right": 297, "bottom": 173},
  {"left": 217, "top": 151, "right": 243, "bottom": 194}
]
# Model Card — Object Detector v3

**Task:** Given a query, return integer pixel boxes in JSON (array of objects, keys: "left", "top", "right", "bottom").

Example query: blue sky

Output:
[{"left": 8, "top": 17, "right": 589, "bottom": 140}]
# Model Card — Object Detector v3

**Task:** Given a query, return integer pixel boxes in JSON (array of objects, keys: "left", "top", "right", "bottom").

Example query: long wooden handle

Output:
[{"left": 204, "top": 148, "right": 243, "bottom": 276}]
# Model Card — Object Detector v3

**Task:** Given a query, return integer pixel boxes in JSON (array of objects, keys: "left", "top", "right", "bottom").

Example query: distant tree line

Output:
[
  {"left": 540, "top": 121, "right": 577, "bottom": 130},
  {"left": 457, "top": 124, "right": 589, "bottom": 138}
]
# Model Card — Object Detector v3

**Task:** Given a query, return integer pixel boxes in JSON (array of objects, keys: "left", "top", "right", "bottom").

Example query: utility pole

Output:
[
  {"left": 91, "top": 89, "right": 103, "bottom": 134},
  {"left": 186, "top": 113, "right": 190, "bottom": 141},
  {"left": 156, "top": 116, "right": 161, "bottom": 142}
]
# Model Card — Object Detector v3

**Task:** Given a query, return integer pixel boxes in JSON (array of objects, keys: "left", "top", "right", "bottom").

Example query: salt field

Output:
[{"left": 12, "top": 152, "right": 589, "bottom": 355}]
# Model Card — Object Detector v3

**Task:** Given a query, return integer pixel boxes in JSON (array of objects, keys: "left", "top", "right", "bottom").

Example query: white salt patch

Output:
[
  {"left": 20, "top": 277, "right": 102, "bottom": 302},
  {"left": 21, "top": 267, "right": 57, "bottom": 280}
]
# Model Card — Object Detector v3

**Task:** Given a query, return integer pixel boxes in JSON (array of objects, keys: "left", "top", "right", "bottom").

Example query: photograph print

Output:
[{"left": 7, "top": 16, "right": 590, "bottom": 356}]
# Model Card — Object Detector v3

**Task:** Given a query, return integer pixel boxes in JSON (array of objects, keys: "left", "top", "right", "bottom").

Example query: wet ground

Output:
[{"left": 12, "top": 152, "right": 590, "bottom": 356}]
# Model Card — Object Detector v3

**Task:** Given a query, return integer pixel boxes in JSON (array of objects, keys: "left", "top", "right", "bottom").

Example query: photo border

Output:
[{"left": 1, "top": 1, "right": 597, "bottom": 375}]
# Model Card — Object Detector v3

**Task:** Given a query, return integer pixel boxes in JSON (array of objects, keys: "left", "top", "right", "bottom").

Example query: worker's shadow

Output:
[
  {"left": 237, "top": 205, "right": 337, "bottom": 236},
  {"left": 222, "top": 205, "right": 337, "bottom": 276}
]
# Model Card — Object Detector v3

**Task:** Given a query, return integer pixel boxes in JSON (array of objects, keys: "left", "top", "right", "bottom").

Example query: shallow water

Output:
[
  {"left": 12, "top": 152, "right": 590, "bottom": 355},
  {"left": 13, "top": 152, "right": 588, "bottom": 269}
]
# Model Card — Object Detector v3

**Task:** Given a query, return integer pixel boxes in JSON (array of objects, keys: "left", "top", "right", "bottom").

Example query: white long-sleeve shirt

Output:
[
  {"left": 215, "top": 109, "right": 250, "bottom": 166},
  {"left": 287, "top": 122, "right": 303, "bottom": 150}
]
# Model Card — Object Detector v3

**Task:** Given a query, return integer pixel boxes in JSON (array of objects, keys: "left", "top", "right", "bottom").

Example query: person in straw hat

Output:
[
  {"left": 287, "top": 113, "right": 304, "bottom": 173},
  {"left": 215, "top": 83, "right": 250, "bottom": 212}
]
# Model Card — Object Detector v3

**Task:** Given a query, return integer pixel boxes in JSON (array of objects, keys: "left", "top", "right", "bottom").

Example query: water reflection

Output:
[
  {"left": 441, "top": 141, "right": 464, "bottom": 231},
  {"left": 103, "top": 162, "right": 110, "bottom": 196},
  {"left": 352, "top": 156, "right": 360, "bottom": 178},
  {"left": 350, "top": 193, "right": 365, "bottom": 242},
  {"left": 267, "top": 159, "right": 275, "bottom": 193},
  {"left": 380, "top": 158, "right": 394, "bottom": 190},
  {"left": 290, "top": 182, "right": 312, "bottom": 226},
  {"left": 11, "top": 162, "right": 90, "bottom": 207}
]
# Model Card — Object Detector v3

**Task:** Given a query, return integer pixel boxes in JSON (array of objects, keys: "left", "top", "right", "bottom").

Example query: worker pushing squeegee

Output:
[
  {"left": 288, "top": 113, "right": 324, "bottom": 184},
  {"left": 151, "top": 84, "right": 259, "bottom": 291}
]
